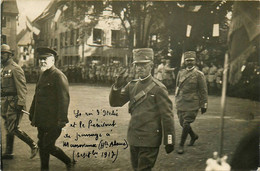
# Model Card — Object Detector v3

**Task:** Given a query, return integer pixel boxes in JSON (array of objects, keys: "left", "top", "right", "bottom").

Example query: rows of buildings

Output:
[
  {"left": 18, "top": 0, "right": 134, "bottom": 68},
  {"left": 1, "top": 0, "right": 19, "bottom": 61}
]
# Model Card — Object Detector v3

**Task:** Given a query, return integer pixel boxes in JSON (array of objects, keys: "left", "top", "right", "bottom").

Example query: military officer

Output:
[
  {"left": 29, "top": 47, "right": 75, "bottom": 171},
  {"left": 1, "top": 44, "right": 38, "bottom": 159},
  {"left": 175, "top": 51, "right": 208, "bottom": 154},
  {"left": 109, "top": 48, "right": 175, "bottom": 171}
]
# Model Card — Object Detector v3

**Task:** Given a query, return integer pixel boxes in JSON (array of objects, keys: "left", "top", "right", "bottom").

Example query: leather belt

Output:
[{"left": 1, "top": 92, "right": 17, "bottom": 97}]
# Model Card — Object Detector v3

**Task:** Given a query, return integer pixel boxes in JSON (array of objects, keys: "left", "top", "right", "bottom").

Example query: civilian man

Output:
[{"left": 29, "top": 47, "right": 75, "bottom": 171}]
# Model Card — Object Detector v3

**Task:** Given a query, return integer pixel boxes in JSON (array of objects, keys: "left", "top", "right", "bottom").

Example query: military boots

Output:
[
  {"left": 177, "top": 125, "right": 190, "bottom": 154},
  {"left": 2, "top": 134, "right": 15, "bottom": 159},
  {"left": 13, "top": 129, "right": 38, "bottom": 159}
]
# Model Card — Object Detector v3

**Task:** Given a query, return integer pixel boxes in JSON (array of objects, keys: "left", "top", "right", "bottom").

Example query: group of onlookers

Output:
[
  {"left": 201, "top": 62, "right": 224, "bottom": 95},
  {"left": 154, "top": 59, "right": 176, "bottom": 94},
  {"left": 62, "top": 63, "right": 129, "bottom": 85},
  {"left": 21, "top": 60, "right": 259, "bottom": 100}
]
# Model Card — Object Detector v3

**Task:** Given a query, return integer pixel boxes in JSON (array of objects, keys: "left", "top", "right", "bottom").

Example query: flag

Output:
[
  {"left": 213, "top": 24, "right": 219, "bottom": 37},
  {"left": 54, "top": 9, "right": 62, "bottom": 22},
  {"left": 186, "top": 25, "right": 192, "bottom": 37},
  {"left": 63, "top": 4, "right": 68, "bottom": 11},
  {"left": 188, "top": 5, "right": 202, "bottom": 12},
  {"left": 26, "top": 16, "right": 40, "bottom": 35},
  {"left": 228, "top": 1, "right": 259, "bottom": 85},
  {"left": 180, "top": 53, "right": 185, "bottom": 67}
]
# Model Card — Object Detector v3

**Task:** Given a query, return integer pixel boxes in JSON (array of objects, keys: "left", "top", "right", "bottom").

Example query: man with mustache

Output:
[
  {"left": 1, "top": 44, "right": 38, "bottom": 160},
  {"left": 175, "top": 51, "right": 208, "bottom": 154},
  {"left": 109, "top": 48, "right": 175, "bottom": 171},
  {"left": 29, "top": 47, "right": 75, "bottom": 171}
]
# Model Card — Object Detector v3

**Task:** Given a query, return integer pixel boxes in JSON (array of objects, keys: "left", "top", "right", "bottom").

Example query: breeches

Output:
[
  {"left": 1, "top": 96, "right": 22, "bottom": 133},
  {"left": 177, "top": 110, "right": 198, "bottom": 127},
  {"left": 130, "top": 146, "right": 159, "bottom": 171}
]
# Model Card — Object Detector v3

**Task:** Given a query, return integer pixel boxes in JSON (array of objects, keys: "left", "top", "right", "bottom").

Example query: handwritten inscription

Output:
[
  {"left": 73, "top": 149, "right": 119, "bottom": 163},
  {"left": 74, "top": 109, "right": 119, "bottom": 118},
  {"left": 65, "top": 109, "right": 127, "bottom": 163}
]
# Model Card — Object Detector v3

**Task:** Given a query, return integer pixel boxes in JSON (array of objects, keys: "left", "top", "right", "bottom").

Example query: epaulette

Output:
[
  {"left": 11, "top": 61, "right": 19, "bottom": 67},
  {"left": 152, "top": 77, "right": 166, "bottom": 89},
  {"left": 130, "top": 79, "right": 139, "bottom": 82},
  {"left": 195, "top": 68, "right": 204, "bottom": 76},
  {"left": 126, "top": 79, "right": 139, "bottom": 86}
]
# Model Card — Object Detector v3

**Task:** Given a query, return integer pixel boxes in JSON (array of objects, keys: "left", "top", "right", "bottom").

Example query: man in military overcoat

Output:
[
  {"left": 1, "top": 44, "right": 38, "bottom": 159},
  {"left": 175, "top": 51, "right": 208, "bottom": 154},
  {"left": 29, "top": 47, "right": 75, "bottom": 171},
  {"left": 109, "top": 48, "right": 175, "bottom": 171}
]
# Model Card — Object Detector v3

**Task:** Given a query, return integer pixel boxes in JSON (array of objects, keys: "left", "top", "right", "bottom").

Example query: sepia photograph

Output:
[{"left": 1, "top": 0, "right": 259, "bottom": 171}]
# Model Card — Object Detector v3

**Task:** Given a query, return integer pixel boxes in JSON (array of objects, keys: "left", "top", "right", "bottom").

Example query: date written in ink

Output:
[{"left": 73, "top": 149, "right": 119, "bottom": 163}]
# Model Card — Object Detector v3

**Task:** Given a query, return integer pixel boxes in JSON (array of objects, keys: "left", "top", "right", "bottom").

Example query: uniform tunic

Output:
[
  {"left": 175, "top": 67, "right": 208, "bottom": 111},
  {"left": 1, "top": 59, "right": 27, "bottom": 132},
  {"left": 109, "top": 75, "right": 175, "bottom": 147}
]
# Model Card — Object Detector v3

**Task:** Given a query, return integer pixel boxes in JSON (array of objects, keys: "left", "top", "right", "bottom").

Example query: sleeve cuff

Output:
[
  {"left": 17, "top": 100, "right": 26, "bottom": 107},
  {"left": 202, "top": 103, "right": 208, "bottom": 108}
]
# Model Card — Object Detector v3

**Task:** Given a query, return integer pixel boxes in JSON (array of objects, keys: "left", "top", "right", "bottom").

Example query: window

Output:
[
  {"left": 55, "top": 22, "right": 58, "bottom": 30},
  {"left": 1, "top": 35, "right": 7, "bottom": 44},
  {"left": 111, "top": 30, "right": 120, "bottom": 47},
  {"left": 54, "top": 38, "right": 58, "bottom": 49},
  {"left": 60, "top": 33, "right": 64, "bottom": 47},
  {"left": 93, "top": 28, "right": 102, "bottom": 44},
  {"left": 150, "top": 34, "right": 158, "bottom": 47},
  {"left": 23, "top": 55, "right": 26, "bottom": 60},
  {"left": 70, "top": 30, "right": 74, "bottom": 45},
  {"left": 76, "top": 29, "right": 80, "bottom": 45},
  {"left": 1, "top": 16, "right": 6, "bottom": 27},
  {"left": 65, "top": 31, "right": 68, "bottom": 46}
]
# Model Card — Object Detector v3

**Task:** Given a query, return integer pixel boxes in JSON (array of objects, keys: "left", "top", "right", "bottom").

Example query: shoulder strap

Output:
[
  {"left": 129, "top": 81, "right": 156, "bottom": 113},
  {"left": 178, "top": 69, "right": 195, "bottom": 88},
  {"left": 132, "top": 82, "right": 156, "bottom": 103},
  {"left": 175, "top": 69, "right": 196, "bottom": 96}
]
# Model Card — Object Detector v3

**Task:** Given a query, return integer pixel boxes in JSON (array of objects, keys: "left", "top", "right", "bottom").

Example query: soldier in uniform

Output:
[
  {"left": 109, "top": 48, "right": 175, "bottom": 171},
  {"left": 215, "top": 64, "right": 224, "bottom": 95},
  {"left": 208, "top": 62, "right": 217, "bottom": 95},
  {"left": 175, "top": 51, "right": 208, "bottom": 154},
  {"left": 1, "top": 44, "right": 38, "bottom": 159},
  {"left": 29, "top": 47, "right": 75, "bottom": 171}
]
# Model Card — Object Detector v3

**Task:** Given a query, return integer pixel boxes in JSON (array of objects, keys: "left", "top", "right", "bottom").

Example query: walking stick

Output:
[{"left": 22, "top": 109, "right": 30, "bottom": 115}]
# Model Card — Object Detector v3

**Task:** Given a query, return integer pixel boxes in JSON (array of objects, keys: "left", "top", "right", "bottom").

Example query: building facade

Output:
[
  {"left": 33, "top": 0, "right": 130, "bottom": 68},
  {"left": 17, "top": 29, "right": 35, "bottom": 67},
  {"left": 1, "top": 0, "right": 19, "bottom": 60}
]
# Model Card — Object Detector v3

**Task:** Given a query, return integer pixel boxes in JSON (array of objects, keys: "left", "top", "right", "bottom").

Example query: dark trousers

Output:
[
  {"left": 130, "top": 146, "right": 159, "bottom": 171},
  {"left": 37, "top": 127, "right": 71, "bottom": 170}
]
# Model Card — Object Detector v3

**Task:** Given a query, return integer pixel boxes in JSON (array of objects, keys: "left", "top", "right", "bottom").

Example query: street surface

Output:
[{"left": 2, "top": 83, "right": 259, "bottom": 171}]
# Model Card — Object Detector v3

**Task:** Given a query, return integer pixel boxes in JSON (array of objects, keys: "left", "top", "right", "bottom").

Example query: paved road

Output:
[{"left": 2, "top": 83, "right": 259, "bottom": 171}]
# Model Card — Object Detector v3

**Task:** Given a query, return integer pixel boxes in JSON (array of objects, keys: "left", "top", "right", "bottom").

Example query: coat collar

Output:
[
  {"left": 2, "top": 58, "right": 14, "bottom": 67},
  {"left": 42, "top": 65, "right": 56, "bottom": 74},
  {"left": 139, "top": 74, "right": 152, "bottom": 83}
]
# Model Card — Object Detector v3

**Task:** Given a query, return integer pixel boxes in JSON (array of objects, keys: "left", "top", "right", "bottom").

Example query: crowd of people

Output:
[
  {"left": 21, "top": 58, "right": 259, "bottom": 100},
  {"left": 201, "top": 62, "right": 224, "bottom": 96}
]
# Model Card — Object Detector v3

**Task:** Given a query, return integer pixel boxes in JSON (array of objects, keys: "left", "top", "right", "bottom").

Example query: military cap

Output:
[
  {"left": 184, "top": 51, "right": 196, "bottom": 60},
  {"left": 133, "top": 48, "right": 154, "bottom": 64},
  {"left": 36, "top": 47, "right": 57, "bottom": 59},
  {"left": 1, "top": 44, "right": 12, "bottom": 54}
]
